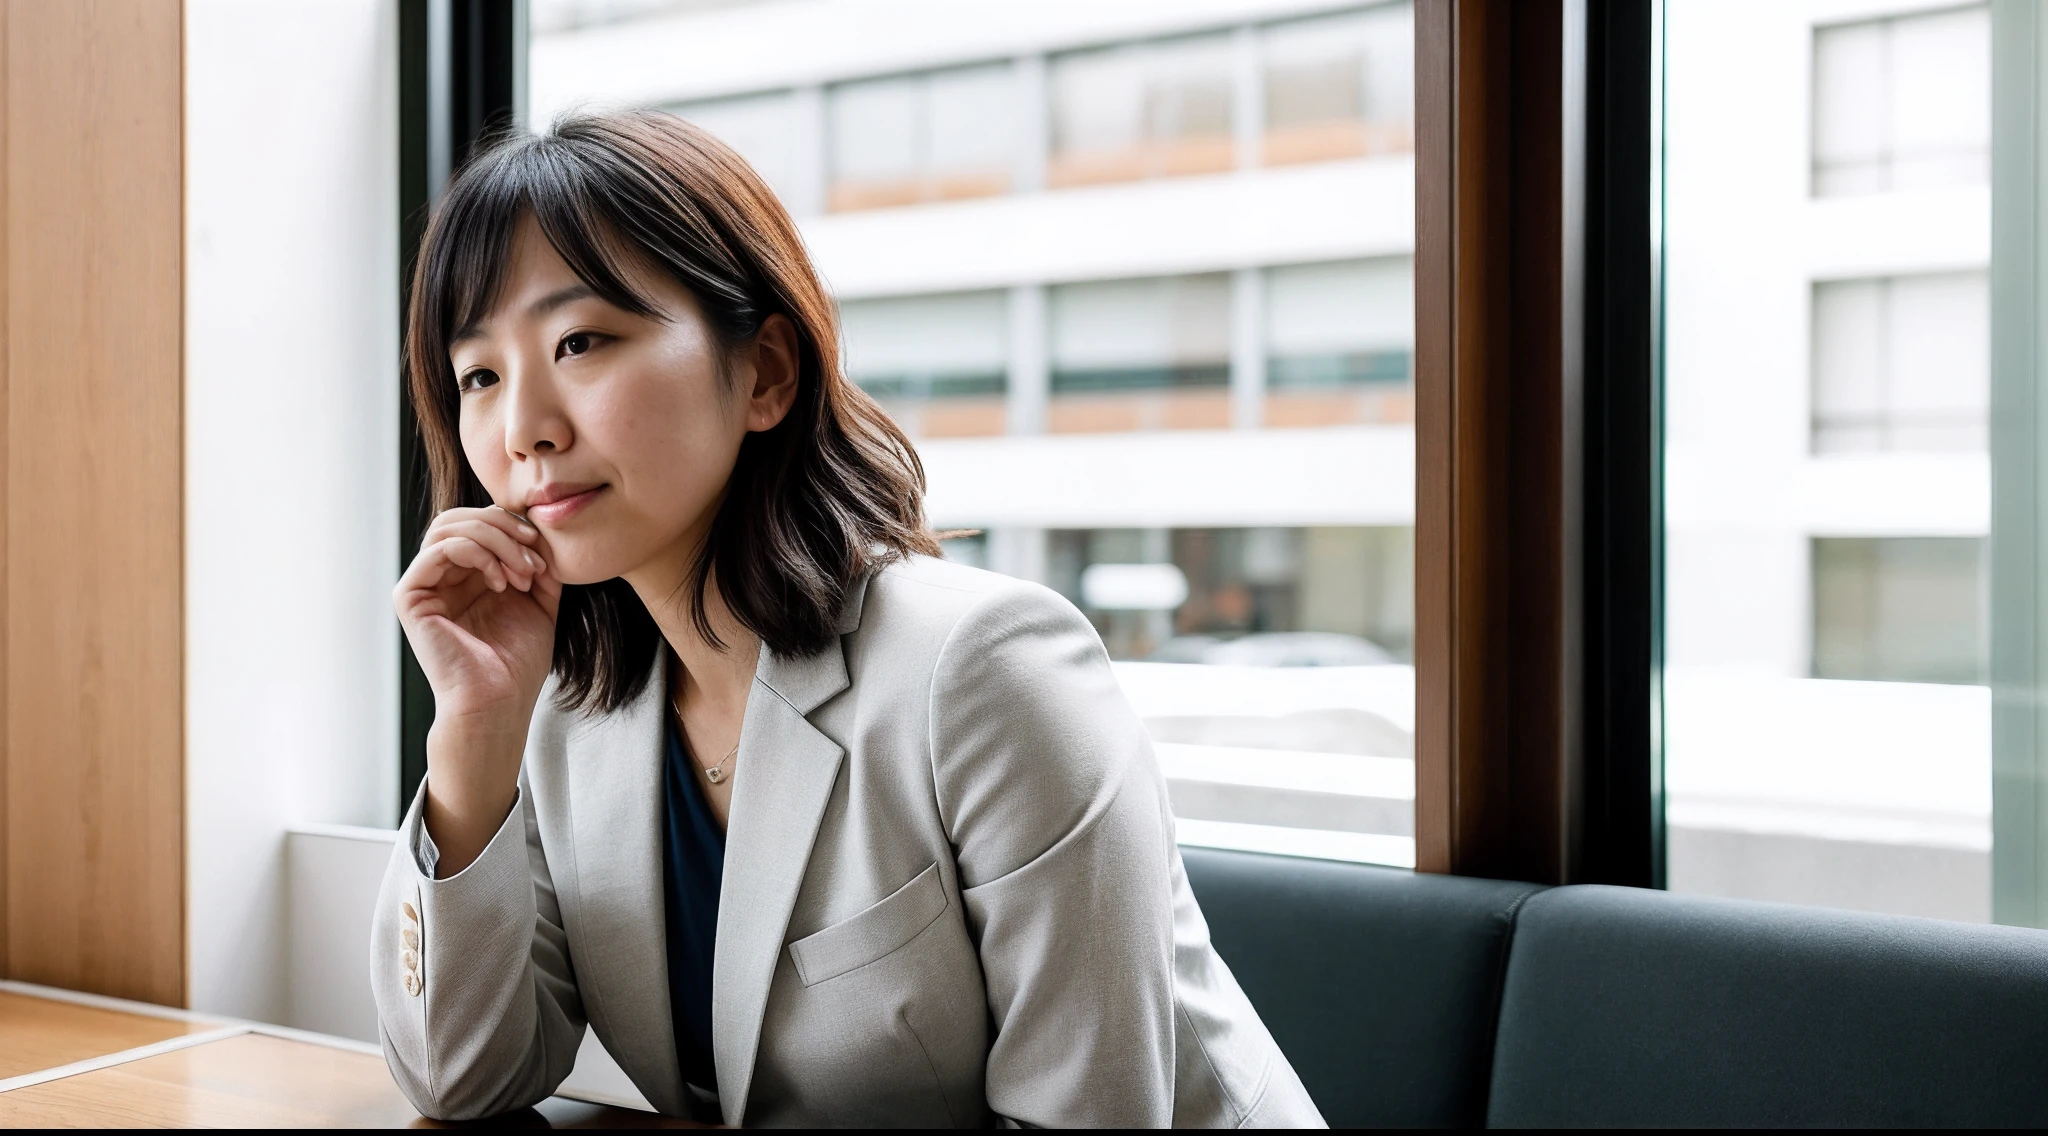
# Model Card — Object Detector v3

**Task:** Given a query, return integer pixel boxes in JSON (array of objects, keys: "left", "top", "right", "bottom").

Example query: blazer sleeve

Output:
[
  {"left": 928, "top": 581, "right": 1181, "bottom": 1128},
  {"left": 370, "top": 773, "right": 584, "bottom": 1120}
]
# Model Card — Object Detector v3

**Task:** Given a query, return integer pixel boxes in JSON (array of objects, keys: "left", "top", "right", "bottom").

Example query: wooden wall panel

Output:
[{"left": 3, "top": 0, "right": 184, "bottom": 1005}]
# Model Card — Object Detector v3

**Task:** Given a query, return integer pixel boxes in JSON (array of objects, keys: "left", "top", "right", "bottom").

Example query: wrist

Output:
[{"left": 420, "top": 718, "right": 526, "bottom": 877}]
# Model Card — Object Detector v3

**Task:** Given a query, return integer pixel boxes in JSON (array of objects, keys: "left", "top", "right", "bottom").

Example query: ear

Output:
[{"left": 743, "top": 313, "right": 800, "bottom": 433}]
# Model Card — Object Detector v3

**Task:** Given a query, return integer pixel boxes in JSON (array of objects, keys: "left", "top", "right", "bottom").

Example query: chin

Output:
[{"left": 545, "top": 544, "right": 637, "bottom": 588}]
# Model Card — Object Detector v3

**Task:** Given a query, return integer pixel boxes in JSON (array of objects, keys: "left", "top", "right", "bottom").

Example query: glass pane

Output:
[
  {"left": 531, "top": 3, "right": 1416, "bottom": 868},
  {"left": 1667, "top": 1, "right": 1992, "bottom": 921}
]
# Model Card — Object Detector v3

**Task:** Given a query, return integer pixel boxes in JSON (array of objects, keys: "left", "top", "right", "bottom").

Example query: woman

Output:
[{"left": 372, "top": 110, "right": 1322, "bottom": 1128}]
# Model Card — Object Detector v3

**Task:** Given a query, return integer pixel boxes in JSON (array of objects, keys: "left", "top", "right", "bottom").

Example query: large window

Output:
[
  {"left": 531, "top": 1, "right": 1418, "bottom": 869},
  {"left": 1666, "top": 1, "right": 1993, "bottom": 922}
]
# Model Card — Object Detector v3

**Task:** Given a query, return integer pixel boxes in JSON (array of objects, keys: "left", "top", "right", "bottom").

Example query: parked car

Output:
[{"left": 1148, "top": 632, "right": 1397, "bottom": 667}]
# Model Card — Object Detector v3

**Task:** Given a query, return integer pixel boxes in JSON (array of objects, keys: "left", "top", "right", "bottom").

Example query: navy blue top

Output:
[{"left": 661, "top": 715, "right": 725, "bottom": 1092}]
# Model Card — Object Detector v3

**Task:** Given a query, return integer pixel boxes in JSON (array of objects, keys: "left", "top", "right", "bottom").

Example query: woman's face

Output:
[{"left": 448, "top": 217, "right": 797, "bottom": 586}]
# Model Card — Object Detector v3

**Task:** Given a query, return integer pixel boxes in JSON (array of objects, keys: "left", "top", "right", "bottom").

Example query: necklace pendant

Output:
[{"left": 706, "top": 767, "right": 725, "bottom": 785}]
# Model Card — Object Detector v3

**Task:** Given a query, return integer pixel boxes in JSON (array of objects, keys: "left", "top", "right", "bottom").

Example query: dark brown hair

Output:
[{"left": 406, "top": 110, "right": 941, "bottom": 712}]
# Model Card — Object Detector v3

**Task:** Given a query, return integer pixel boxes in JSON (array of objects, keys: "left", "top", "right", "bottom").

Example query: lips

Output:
[{"left": 524, "top": 483, "right": 607, "bottom": 525}]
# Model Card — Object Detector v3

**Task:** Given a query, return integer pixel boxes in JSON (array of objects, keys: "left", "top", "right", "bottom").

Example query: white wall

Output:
[
  {"left": 186, "top": 0, "right": 401, "bottom": 1021},
  {"left": 287, "top": 825, "right": 657, "bottom": 1109}
]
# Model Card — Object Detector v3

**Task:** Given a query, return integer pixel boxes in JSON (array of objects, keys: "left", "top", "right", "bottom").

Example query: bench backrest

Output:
[
  {"left": 1180, "top": 846, "right": 1542, "bottom": 1127},
  {"left": 1187, "top": 849, "right": 2048, "bottom": 1128},
  {"left": 1487, "top": 884, "right": 2048, "bottom": 1127}
]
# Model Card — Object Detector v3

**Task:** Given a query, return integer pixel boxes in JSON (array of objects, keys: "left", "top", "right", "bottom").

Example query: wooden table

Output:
[{"left": 0, "top": 983, "right": 701, "bottom": 1128}]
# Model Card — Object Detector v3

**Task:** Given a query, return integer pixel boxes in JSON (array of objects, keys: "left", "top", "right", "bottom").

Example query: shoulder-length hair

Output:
[{"left": 406, "top": 110, "right": 941, "bottom": 713}]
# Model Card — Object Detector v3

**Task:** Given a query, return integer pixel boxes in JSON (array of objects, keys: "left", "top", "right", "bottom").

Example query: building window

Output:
[
  {"left": 1811, "top": 5, "right": 1989, "bottom": 197},
  {"left": 1810, "top": 271, "right": 1987, "bottom": 453},
  {"left": 1048, "top": 273, "right": 1231, "bottom": 432},
  {"left": 1048, "top": 33, "right": 1234, "bottom": 189},
  {"left": 1813, "top": 537, "right": 1986, "bottom": 685},
  {"left": 827, "top": 64, "right": 1016, "bottom": 213},
  {"left": 1265, "top": 256, "right": 1414, "bottom": 428},
  {"left": 840, "top": 291, "right": 1007, "bottom": 438},
  {"left": 666, "top": 91, "right": 805, "bottom": 208},
  {"left": 1260, "top": 2, "right": 1413, "bottom": 166}
]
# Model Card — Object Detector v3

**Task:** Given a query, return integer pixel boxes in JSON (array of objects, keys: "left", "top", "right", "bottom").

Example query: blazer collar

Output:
[
  {"left": 709, "top": 567, "right": 871, "bottom": 1124},
  {"left": 751, "top": 567, "right": 869, "bottom": 714}
]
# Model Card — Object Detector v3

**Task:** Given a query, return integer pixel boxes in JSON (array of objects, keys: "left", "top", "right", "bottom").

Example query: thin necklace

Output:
[{"left": 671, "top": 690, "right": 739, "bottom": 785}]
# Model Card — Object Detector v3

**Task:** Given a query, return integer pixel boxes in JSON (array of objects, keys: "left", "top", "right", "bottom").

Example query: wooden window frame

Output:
[
  {"left": 398, "top": 0, "right": 524, "bottom": 813},
  {"left": 1414, "top": 0, "right": 1658, "bottom": 886}
]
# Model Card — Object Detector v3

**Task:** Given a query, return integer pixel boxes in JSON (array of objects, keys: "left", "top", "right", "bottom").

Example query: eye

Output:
[
  {"left": 558, "top": 332, "right": 594, "bottom": 359},
  {"left": 458, "top": 368, "right": 500, "bottom": 393}
]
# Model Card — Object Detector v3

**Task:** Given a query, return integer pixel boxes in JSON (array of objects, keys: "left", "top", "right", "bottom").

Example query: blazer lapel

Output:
[
  {"left": 711, "top": 577, "right": 866, "bottom": 1126},
  {"left": 563, "top": 656, "right": 686, "bottom": 1115}
]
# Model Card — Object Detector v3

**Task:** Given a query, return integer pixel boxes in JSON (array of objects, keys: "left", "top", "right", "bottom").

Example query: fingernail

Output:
[{"left": 524, "top": 550, "right": 540, "bottom": 569}]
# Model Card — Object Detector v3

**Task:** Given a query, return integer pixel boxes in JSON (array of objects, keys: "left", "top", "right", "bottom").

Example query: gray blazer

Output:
[{"left": 371, "top": 555, "right": 1324, "bottom": 1127}]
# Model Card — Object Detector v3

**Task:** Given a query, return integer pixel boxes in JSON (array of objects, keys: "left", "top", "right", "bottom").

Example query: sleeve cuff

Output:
[{"left": 401, "top": 775, "right": 523, "bottom": 882}]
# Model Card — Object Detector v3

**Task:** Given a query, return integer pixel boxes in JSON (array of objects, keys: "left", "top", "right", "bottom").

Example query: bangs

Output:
[
  {"left": 428, "top": 142, "right": 660, "bottom": 353},
  {"left": 422, "top": 131, "right": 766, "bottom": 369}
]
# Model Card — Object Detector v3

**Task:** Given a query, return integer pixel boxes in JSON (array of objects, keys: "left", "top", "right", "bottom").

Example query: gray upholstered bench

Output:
[{"left": 1183, "top": 847, "right": 2048, "bottom": 1128}]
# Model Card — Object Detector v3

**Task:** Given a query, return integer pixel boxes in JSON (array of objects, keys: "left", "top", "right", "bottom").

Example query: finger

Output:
[
  {"left": 428, "top": 519, "right": 539, "bottom": 588},
  {"left": 421, "top": 505, "right": 539, "bottom": 550},
  {"left": 395, "top": 540, "right": 489, "bottom": 616},
  {"left": 485, "top": 504, "right": 543, "bottom": 545},
  {"left": 530, "top": 559, "right": 565, "bottom": 620},
  {"left": 438, "top": 536, "right": 513, "bottom": 593},
  {"left": 422, "top": 506, "right": 496, "bottom": 545}
]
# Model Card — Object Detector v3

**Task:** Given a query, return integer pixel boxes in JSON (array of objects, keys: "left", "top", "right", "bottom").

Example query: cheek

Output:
[
  {"left": 599, "top": 364, "right": 743, "bottom": 501},
  {"left": 458, "top": 411, "right": 509, "bottom": 492}
]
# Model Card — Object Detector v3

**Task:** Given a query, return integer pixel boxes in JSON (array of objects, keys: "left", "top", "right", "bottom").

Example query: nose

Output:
[{"left": 502, "top": 358, "right": 572, "bottom": 461}]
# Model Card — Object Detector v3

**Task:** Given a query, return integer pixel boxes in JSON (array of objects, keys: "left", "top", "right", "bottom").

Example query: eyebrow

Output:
[{"left": 450, "top": 283, "right": 599, "bottom": 345}]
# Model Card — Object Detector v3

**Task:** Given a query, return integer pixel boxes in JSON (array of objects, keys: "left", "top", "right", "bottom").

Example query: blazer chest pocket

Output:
[{"left": 789, "top": 862, "right": 948, "bottom": 987}]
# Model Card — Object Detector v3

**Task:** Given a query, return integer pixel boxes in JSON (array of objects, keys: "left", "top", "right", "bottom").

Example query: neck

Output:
[{"left": 625, "top": 534, "right": 760, "bottom": 722}]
